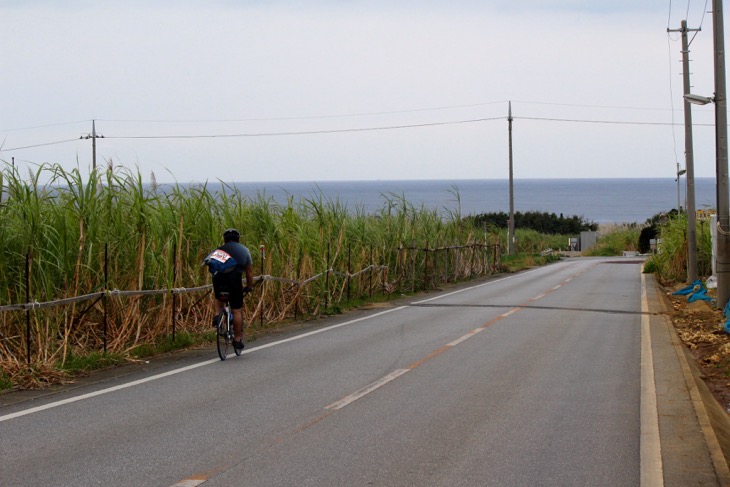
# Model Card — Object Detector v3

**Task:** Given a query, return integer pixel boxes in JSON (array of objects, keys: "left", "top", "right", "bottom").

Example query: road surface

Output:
[{"left": 0, "top": 257, "right": 723, "bottom": 486}]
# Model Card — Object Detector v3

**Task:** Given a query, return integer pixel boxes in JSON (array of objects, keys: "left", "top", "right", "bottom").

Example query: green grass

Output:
[
  {"left": 586, "top": 226, "right": 641, "bottom": 256},
  {"left": 59, "top": 351, "right": 126, "bottom": 373},
  {"left": 0, "top": 372, "right": 12, "bottom": 391},
  {"left": 0, "top": 161, "right": 575, "bottom": 386},
  {"left": 130, "top": 331, "right": 198, "bottom": 358},
  {"left": 650, "top": 214, "right": 713, "bottom": 284}
]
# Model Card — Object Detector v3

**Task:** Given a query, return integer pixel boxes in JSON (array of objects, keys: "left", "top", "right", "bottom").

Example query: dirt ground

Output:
[{"left": 667, "top": 285, "right": 730, "bottom": 413}]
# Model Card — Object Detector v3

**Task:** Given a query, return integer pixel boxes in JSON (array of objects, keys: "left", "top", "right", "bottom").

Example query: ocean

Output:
[{"left": 227, "top": 178, "right": 719, "bottom": 224}]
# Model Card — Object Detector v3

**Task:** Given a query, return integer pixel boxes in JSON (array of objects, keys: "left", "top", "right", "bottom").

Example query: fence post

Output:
[
  {"left": 383, "top": 246, "right": 387, "bottom": 296},
  {"left": 260, "top": 244, "right": 265, "bottom": 327},
  {"left": 325, "top": 242, "right": 330, "bottom": 310},
  {"left": 411, "top": 239, "right": 416, "bottom": 293},
  {"left": 171, "top": 242, "right": 177, "bottom": 342},
  {"left": 103, "top": 243, "right": 108, "bottom": 354},
  {"left": 294, "top": 261, "right": 300, "bottom": 321},
  {"left": 347, "top": 243, "right": 351, "bottom": 303},
  {"left": 369, "top": 244, "right": 373, "bottom": 298},
  {"left": 396, "top": 245, "right": 402, "bottom": 294},
  {"left": 445, "top": 246, "right": 450, "bottom": 283},
  {"left": 470, "top": 243, "right": 476, "bottom": 277},
  {"left": 424, "top": 240, "right": 429, "bottom": 289},
  {"left": 25, "top": 247, "right": 32, "bottom": 365}
]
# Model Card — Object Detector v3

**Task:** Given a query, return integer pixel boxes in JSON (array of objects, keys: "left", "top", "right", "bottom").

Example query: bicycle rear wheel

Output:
[{"left": 216, "top": 309, "right": 230, "bottom": 361}]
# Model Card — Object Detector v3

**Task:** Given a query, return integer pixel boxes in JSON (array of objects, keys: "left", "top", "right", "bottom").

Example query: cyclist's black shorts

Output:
[{"left": 212, "top": 271, "right": 244, "bottom": 309}]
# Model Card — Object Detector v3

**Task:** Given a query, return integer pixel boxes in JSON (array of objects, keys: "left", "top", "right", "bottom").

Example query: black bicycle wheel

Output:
[{"left": 216, "top": 309, "right": 229, "bottom": 361}]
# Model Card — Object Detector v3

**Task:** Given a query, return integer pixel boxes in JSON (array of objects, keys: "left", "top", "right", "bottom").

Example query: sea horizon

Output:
[{"left": 174, "top": 177, "right": 718, "bottom": 225}]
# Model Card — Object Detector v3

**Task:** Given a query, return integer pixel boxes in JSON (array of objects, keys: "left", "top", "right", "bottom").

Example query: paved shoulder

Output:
[{"left": 646, "top": 274, "right": 730, "bottom": 486}]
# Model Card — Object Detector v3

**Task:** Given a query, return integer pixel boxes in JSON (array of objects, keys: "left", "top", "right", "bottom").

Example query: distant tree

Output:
[{"left": 468, "top": 211, "right": 598, "bottom": 234}]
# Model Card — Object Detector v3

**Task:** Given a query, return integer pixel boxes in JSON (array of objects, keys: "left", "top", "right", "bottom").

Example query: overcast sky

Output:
[{"left": 0, "top": 0, "right": 723, "bottom": 183}]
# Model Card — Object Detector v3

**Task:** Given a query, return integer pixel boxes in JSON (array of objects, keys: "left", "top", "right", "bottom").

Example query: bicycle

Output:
[{"left": 215, "top": 291, "right": 246, "bottom": 361}]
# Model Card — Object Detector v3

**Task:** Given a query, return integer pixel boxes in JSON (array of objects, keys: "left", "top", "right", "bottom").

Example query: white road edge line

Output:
[
  {"left": 325, "top": 369, "right": 410, "bottom": 410},
  {"left": 640, "top": 270, "right": 664, "bottom": 486},
  {"left": 0, "top": 306, "right": 407, "bottom": 423},
  {"left": 169, "top": 480, "right": 206, "bottom": 487}
]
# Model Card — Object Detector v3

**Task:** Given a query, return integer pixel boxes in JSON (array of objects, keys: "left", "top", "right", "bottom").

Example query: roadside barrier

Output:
[{"left": 1, "top": 241, "right": 499, "bottom": 366}]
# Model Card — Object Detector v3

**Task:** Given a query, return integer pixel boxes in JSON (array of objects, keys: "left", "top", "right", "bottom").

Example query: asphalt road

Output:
[{"left": 0, "top": 257, "right": 721, "bottom": 486}]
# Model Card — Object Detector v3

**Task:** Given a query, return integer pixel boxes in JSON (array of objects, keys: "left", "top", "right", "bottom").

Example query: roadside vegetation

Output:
[
  {"left": 641, "top": 212, "right": 713, "bottom": 283},
  {"left": 0, "top": 162, "right": 582, "bottom": 390},
  {"left": 585, "top": 224, "right": 642, "bottom": 257}
]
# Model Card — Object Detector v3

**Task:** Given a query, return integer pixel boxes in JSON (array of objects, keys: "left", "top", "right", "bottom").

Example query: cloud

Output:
[{"left": 0, "top": 1, "right": 721, "bottom": 182}]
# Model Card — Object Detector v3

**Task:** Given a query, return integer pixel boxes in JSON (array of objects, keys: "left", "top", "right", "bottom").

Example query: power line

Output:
[
  {"left": 1, "top": 138, "right": 80, "bottom": 152},
  {"left": 103, "top": 117, "right": 506, "bottom": 140},
  {"left": 2, "top": 114, "right": 714, "bottom": 153},
  {"left": 688, "top": 0, "right": 709, "bottom": 45},
  {"left": 667, "top": 29, "right": 681, "bottom": 166},
  {"left": 515, "top": 116, "right": 712, "bottom": 126},
  {"left": 0, "top": 99, "right": 691, "bottom": 134},
  {"left": 512, "top": 100, "right": 677, "bottom": 112},
  {"left": 0, "top": 120, "right": 91, "bottom": 133},
  {"left": 97, "top": 102, "right": 508, "bottom": 124}
]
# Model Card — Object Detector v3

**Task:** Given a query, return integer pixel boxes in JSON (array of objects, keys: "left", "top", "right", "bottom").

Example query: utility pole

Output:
[
  {"left": 669, "top": 20, "right": 701, "bottom": 283},
  {"left": 80, "top": 119, "right": 104, "bottom": 170},
  {"left": 508, "top": 101, "right": 515, "bottom": 256},
  {"left": 713, "top": 0, "right": 730, "bottom": 309}
]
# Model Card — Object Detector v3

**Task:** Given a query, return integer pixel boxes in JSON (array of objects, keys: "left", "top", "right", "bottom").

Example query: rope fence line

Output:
[
  {"left": 2, "top": 240, "right": 499, "bottom": 365},
  {"left": 0, "top": 266, "right": 391, "bottom": 313}
]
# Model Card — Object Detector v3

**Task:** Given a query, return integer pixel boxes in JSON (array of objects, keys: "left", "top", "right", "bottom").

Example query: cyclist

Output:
[{"left": 212, "top": 228, "right": 254, "bottom": 351}]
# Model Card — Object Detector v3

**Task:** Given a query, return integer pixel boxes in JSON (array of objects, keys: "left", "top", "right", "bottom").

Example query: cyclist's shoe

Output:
[{"left": 233, "top": 339, "right": 245, "bottom": 351}]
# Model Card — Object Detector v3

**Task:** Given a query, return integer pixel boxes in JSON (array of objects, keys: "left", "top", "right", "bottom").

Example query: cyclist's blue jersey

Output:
[{"left": 218, "top": 242, "right": 252, "bottom": 274}]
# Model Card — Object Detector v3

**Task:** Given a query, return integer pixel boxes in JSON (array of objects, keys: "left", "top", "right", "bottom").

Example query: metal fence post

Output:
[
  {"left": 260, "top": 244, "right": 265, "bottom": 327},
  {"left": 103, "top": 243, "right": 108, "bottom": 354},
  {"left": 445, "top": 247, "right": 450, "bottom": 283},
  {"left": 369, "top": 244, "right": 373, "bottom": 298},
  {"left": 411, "top": 240, "right": 416, "bottom": 293},
  {"left": 171, "top": 242, "right": 177, "bottom": 342},
  {"left": 347, "top": 243, "right": 351, "bottom": 303},
  {"left": 25, "top": 247, "right": 32, "bottom": 365}
]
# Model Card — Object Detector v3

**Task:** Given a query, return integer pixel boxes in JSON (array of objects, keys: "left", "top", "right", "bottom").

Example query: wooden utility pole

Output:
[
  {"left": 668, "top": 20, "right": 701, "bottom": 283},
  {"left": 81, "top": 119, "right": 104, "bottom": 170},
  {"left": 713, "top": 0, "right": 730, "bottom": 309},
  {"left": 508, "top": 101, "right": 515, "bottom": 255}
]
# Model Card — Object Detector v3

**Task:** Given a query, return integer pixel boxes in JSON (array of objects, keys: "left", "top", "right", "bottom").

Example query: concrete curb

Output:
[
  {"left": 671, "top": 328, "right": 730, "bottom": 486},
  {"left": 651, "top": 274, "right": 730, "bottom": 486}
]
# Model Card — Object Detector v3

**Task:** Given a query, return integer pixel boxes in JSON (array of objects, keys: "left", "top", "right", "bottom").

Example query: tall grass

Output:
[
  {"left": 586, "top": 224, "right": 641, "bottom": 256},
  {"left": 1, "top": 163, "right": 509, "bottom": 377},
  {"left": 650, "top": 214, "right": 713, "bottom": 283}
]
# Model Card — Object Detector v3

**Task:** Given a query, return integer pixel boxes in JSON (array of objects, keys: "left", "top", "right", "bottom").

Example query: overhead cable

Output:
[
  {"left": 2, "top": 138, "right": 80, "bottom": 152},
  {"left": 104, "top": 117, "right": 505, "bottom": 139},
  {"left": 516, "top": 116, "right": 712, "bottom": 126}
]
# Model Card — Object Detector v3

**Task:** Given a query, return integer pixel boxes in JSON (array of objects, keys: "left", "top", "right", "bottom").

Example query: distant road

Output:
[{"left": 0, "top": 257, "right": 702, "bottom": 486}]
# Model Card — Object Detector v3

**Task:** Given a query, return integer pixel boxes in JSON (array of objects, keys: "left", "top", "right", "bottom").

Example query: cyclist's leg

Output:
[
  {"left": 227, "top": 273, "right": 245, "bottom": 343},
  {"left": 212, "top": 275, "right": 226, "bottom": 326},
  {"left": 231, "top": 308, "right": 243, "bottom": 341}
]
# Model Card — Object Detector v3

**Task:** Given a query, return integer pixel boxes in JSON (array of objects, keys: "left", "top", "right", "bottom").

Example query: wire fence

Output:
[{"left": 0, "top": 241, "right": 501, "bottom": 366}]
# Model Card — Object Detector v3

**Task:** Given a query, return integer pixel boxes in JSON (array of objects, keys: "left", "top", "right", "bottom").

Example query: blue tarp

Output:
[
  {"left": 673, "top": 280, "right": 704, "bottom": 296},
  {"left": 688, "top": 288, "right": 713, "bottom": 303}
]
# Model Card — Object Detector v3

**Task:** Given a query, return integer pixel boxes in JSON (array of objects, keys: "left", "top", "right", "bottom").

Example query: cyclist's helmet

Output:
[{"left": 223, "top": 228, "right": 240, "bottom": 242}]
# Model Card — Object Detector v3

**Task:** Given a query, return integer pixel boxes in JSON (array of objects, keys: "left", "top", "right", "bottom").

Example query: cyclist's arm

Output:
[{"left": 244, "top": 263, "right": 254, "bottom": 291}]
